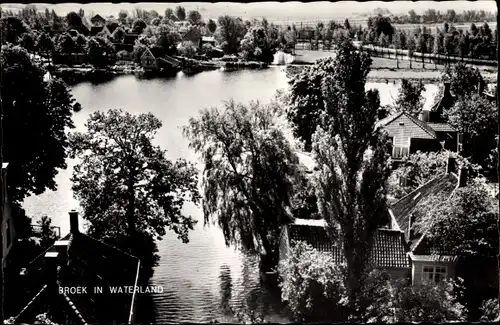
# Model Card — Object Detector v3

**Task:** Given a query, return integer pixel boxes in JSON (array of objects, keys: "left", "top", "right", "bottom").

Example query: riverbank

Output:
[{"left": 51, "top": 58, "right": 269, "bottom": 83}]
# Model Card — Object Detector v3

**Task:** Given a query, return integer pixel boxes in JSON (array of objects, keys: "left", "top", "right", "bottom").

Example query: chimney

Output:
[
  {"left": 420, "top": 110, "right": 430, "bottom": 122},
  {"left": 377, "top": 108, "right": 387, "bottom": 120},
  {"left": 446, "top": 157, "right": 456, "bottom": 174},
  {"left": 44, "top": 251, "right": 60, "bottom": 284},
  {"left": 408, "top": 214, "right": 416, "bottom": 239},
  {"left": 443, "top": 82, "right": 451, "bottom": 97},
  {"left": 69, "top": 210, "right": 79, "bottom": 234},
  {"left": 457, "top": 167, "right": 468, "bottom": 188},
  {"left": 478, "top": 81, "right": 484, "bottom": 96}
]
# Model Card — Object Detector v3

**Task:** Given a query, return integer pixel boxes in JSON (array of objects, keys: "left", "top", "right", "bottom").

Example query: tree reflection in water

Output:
[{"left": 218, "top": 264, "right": 233, "bottom": 315}]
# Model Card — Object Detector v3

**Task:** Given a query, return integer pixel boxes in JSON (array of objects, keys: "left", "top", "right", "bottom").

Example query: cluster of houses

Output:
[
  {"left": 279, "top": 82, "right": 498, "bottom": 290},
  {"left": 49, "top": 12, "right": 221, "bottom": 69}
]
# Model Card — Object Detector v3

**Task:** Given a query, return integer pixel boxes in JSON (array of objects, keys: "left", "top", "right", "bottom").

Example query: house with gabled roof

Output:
[
  {"left": 90, "top": 25, "right": 112, "bottom": 37},
  {"left": 140, "top": 48, "right": 157, "bottom": 69},
  {"left": 279, "top": 218, "right": 411, "bottom": 279},
  {"left": 376, "top": 110, "right": 458, "bottom": 160},
  {"left": 12, "top": 211, "right": 140, "bottom": 324},
  {"left": 90, "top": 14, "right": 106, "bottom": 27},
  {"left": 388, "top": 156, "right": 466, "bottom": 285}
]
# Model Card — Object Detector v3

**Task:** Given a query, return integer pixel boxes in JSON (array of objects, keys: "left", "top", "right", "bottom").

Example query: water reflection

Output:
[{"left": 218, "top": 264, "right": 233, "bottom": 315}]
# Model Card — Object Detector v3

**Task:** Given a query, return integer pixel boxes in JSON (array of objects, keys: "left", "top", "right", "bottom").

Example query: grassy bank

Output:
[
  {"left": 293, "top": 50, "right": 497, "bottom": 72},
  {"left": 289, "top": 50, "right": 497, "bottom": 82},
  {"left": 286, "top": 64, "right": 497, "bottom": 83}
]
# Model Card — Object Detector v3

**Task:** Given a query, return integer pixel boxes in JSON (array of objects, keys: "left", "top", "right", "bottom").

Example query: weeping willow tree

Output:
[{"left": 183, "top": 99, "right": 304, "bottom": 270}]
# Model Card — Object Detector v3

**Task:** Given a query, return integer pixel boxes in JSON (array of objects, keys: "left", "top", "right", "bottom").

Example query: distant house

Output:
[
  {"left": 140, "top": 48, "right": 158, "bottom": 69},
  {"left": 90, "top": 14, "right": 106, "bottom": 27},
  {"left": 200, "top": 36, "right": 216, "bottom": 48},
  {"left": 181, "top": 28, "right": 202, "bottom": 48},
  {"left": 13, "top": 211, "right": 140, "bottom": 324},
  {"left": 115, "top": 33, "right": 139, "bottom": 53},
  {"left": 106, "top": 23, "right": 119, "bottom": 35},
  {"left": 1, "top": 163, "right": 16, "bottom": 269},
  {"left": 80, "top": 16, "right": 92, "bottom": 35},
  {"left": 279, "top": 218, "right": 410, "bottom": 280},
  {"left": 388, "top": 157, "right": 465, "bottom": 285},
  {"left": 90, "top": 25, "right": 112, "bottom": 37},
  {"left": 377, "top": 110, "right": 458, "bottom": 160}
]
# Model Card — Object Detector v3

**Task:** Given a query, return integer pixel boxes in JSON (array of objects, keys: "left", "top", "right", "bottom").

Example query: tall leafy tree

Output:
[
  {"left": 86, "top": 36, "right": 115, "bottom": 67},
  {"left": 56, "top": 32, "right": 76, "bottom": 54},
  {"left": 443, "top": 62, "right": 485, "bottom": 98},
  {"left": 175, "top": 6, "right": 186, "bottom": 21},
  {"left": 36, "top": 32, "right": 55, "bottom": 59},
  {"left": 183, "top": 100, "right": 304, "bottom": 270},
  {"left": 1, "top": 45, "right": 76, "bottom": 205},
  {"left": 1, "top": 16, "right": 29, "bottom": 45},
  {"left": 445, "top": 93, "right": 497, "bottom": 164},
  {"left": 393, "top": 79, "right": 425, "bottom": 116},
  {"left": 187, "top": 10, "right": 202, "bottom": 25},
  {"left": 215, "top": 15, "right": 246, "bottom": 54},
  {"left": 164, "top": 8, "right": 175, "bottom": 21},
  {"left": 20, "top": 32, "right": 35, "bottom": 52},
  {"left": 132, "top": 18, "right": 147, "bottom": 34},
  {"left": 287, "top": 55, "right": 381, "bottom": 151},
  {"left": 308, "top": 38, "right": 392, "bottom": 316},
  {"left": 207, "top": 18, "right": 217, "bottom": 34},
  {"left": 118, "top": 10, "right": 128, "bottom": 25},
  {"left": 69, "top": 109, "right": 199, "bottom": 274}
]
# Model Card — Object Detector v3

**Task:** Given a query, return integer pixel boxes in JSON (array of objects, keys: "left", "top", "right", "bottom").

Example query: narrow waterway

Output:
[{"left": 22, "top": 68, "right": 439, "bottom": 323}]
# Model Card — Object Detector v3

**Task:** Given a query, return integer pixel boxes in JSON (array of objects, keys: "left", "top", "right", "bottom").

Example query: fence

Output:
[
  {"left": 356, "top": 44, "right": 497, "bottom": 66},
  {"left": 295, "top": 41, "right": 498, "bottom": 67}
]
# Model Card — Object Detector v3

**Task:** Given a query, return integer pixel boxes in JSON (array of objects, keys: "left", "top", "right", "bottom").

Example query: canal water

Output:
[{"left": 22, "top": 67, "right": 439, "bottom": 323}]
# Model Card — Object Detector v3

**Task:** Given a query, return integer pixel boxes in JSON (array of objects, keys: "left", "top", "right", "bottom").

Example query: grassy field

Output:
[
  {"left": 293, "top": 50, "right": 496, "bottom": 71},
  {"left": 289, "top": 50, "right": 497, "bottom": 82}
]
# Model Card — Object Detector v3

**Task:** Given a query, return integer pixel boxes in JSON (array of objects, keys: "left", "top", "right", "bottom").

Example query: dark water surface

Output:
[{"left": 22, "top": 68, "right": 438, "bottom": 323}]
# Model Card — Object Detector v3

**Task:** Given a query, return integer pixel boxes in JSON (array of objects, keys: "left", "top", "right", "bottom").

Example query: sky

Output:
[{"left": 2, "top": 1, "right": 497, "bottom": 21}]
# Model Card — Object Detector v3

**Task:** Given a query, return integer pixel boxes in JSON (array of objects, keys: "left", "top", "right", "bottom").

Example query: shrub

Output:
[
  {"left": 360, "top": 269, "right": 467, "bottom": 322},
  {"left": 479, "top": 298, "right": 499, "bottom": 321},
  {"left": 278, "top": 241, "right": 348, "bottom": 322}
]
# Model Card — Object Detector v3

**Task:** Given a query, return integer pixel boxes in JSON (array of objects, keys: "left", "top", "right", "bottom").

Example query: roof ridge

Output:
[
  {"left": 81, "top": 233, "right": 139, "bottom": 260},
  {"left": 391, "top": 172, "right": 447, "bottom": 208},
  {"left": 404, "top": 112, "right": 437, "bottom": 139},
  {"left": 376, "top": 111, "right": 404, "bottom": 128}
]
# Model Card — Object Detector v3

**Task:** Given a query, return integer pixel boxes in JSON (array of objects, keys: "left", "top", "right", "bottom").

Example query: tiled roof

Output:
[
  {"left": 427, "top": 123, "right": 457, "bottom": 133},
  {"left": 390, "top": 172, "right": 458, "bottom": 244},
  {"left": 18, "top": 232, "right": 139, "bottom": 324},
  {"left": 90, "top": 25, "right": 104, "bottom": 36},
  {"left": 376, "top": 111, "right": 437, "bottom": 139},
  {"left": 405, "top": 113, "right": 437, "bottom": 139},
  {"left": 287, "top": 220, "right": 410, "bottom": 268}
]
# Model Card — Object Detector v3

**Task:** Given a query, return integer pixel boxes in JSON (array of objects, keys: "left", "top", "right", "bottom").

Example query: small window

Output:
[
  {"left": 422, "top": 265, "right": 447, "bottom": 284},
  {"left": 399, "top": 122, "right": 405, "bottom": 126}
]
